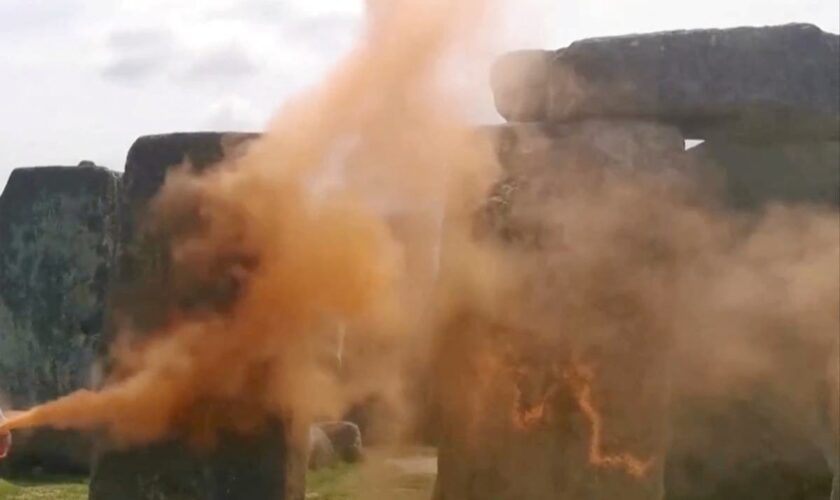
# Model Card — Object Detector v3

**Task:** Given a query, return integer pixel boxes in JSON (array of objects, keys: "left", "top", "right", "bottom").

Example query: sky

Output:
[{"left": 1, "top": 0, "right": 838, "bottom": 189}]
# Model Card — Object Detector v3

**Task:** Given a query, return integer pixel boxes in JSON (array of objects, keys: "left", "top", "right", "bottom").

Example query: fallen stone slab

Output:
[
  {"left": 492, "top": 24, "right": 840, "bottom": 141},
  {"left": 0, "top": 163, "right": 120, "bottom": 473}
]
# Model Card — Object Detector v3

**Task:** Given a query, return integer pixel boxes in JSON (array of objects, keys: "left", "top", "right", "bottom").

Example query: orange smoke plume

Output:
[{"left": 0, "top": 0, "right": 499, "bottom": 447}]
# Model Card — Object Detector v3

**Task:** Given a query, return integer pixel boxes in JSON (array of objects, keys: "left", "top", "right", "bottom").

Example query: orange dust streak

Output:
[
  {"left": 566, "top": 365, "right": 654, "bottom": 479},
  {"left": 512, "top": 394, "right": 549, "bottom": 431},
  {"left": 511, "top": 371, "right": 559, "bottom": 431},
  {"left": 0, "top": 0, "right": 500, "bottom": 446}
]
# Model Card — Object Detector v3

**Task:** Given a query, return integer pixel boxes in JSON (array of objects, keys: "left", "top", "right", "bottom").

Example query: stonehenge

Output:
[{"left": 0, "top": 21, "right": 837, "bottom": 500}]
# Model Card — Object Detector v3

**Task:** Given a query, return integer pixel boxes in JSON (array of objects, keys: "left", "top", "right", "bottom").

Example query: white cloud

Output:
[
  {"left": 100, "top": 27, "right": 178, "bottom": 81},
  {"left": 202, "top": 0, "right": 295, "bottom": 25},
  {"left": 181, "top": 43, "right": 259, "bottom": 82},
  {"left": 106, "top": 27, "right": 176, "bottom": 51},
  {"left": 280, "top": 11, "right": 361, "bottom": 57},
  {"left": 205, "top": 95, "right": 265, "bottom": 131},
  {"left": 0, "top": 0, "right": 83, "bottom": 35},
  {"left": 100, "top": 26, "right": 261, "bottom": 84},
  {"left": 0, "top": 0, "right": 838, "bottom": 190}
]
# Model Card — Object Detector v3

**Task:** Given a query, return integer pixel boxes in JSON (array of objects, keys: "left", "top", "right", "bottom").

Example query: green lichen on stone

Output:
[{"left": 0, "top": 166, "right": 121, "bottom": 407}]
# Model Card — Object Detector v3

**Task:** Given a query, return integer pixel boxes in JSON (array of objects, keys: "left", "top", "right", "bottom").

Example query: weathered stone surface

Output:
[
  {"left": 491, "top": 50, "right": 553, "bottom": 124},
  {"left": 669, "top": 139, "right": 840, "bottom": 500},
  {"left": 433, "top": 120, "right": 687, "bottom": 500},
  {"left": 91, "top": 427, "right": 294, "bottom": 500},
  {"left": 465, "top": 123, "right": 840, "bottom": 500},
  {"left": 308, "top": 426, "right": 336, "bottom": 470},
  {"left": 492, "top": 24, "right": 840, "bottom": 141},
  {"left": 317, "top": 422, "right": 363, "bottom": 463},
  {"left": 667, "top": 326, "right": 839, "bottom": 499},
  {"left": 487, "top": 119, "right": 686, "bottom": 170},
  {"left": 90, "top": 132, "right": 306, "bottom": 500},
  {"left": 0, "top": 164, "right": 120, "bottom": 472},
  {"left": 478, "top": 119, "right": 687, "bottom": 246},
  {"left": 109, "top": 132, "right": 258, "bottom": 336},
  {"left": 666, "top": 392, "right": 836, "bottom": 500},
  {"left": 688, "top": 140, "right": 840, "bottom": 208}
]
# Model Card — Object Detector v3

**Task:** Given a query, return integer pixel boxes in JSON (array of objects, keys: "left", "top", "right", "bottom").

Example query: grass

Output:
[
  {"left": 307, "top": 452, "right": 437, "bottom": 500},
  {"left": 0, "top": 476, "right": 88, "bottom": 500},
  {"left": 0, "top": 449, "right": 437, "bottom": 500}
]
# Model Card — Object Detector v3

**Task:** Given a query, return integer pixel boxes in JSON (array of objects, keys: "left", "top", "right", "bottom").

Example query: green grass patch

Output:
[
  {"left": 307, "top": 458, "right": 435, "bottom": 500},
  {"left": 0, "top": 450, "right": 434, "bottom": 500},
  {"left": 0, "top": 476, "right": 88, "bottom": 500},
  {"left": 0, "top": 449, "right": 437, "bottom": 500}
]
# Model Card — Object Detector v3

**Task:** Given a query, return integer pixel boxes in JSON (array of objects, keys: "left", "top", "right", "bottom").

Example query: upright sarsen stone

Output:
[
  {"left": 89, "top": 132, "right": 306, "bottom": 500},
  {"left": 667, "top": 139, "right": 840, "bottom": 500},
  {"left": 433, "top": 120, "right": 687, "bottom": 500},
  {"left": 0, "top": 164, "right": 121, "bottom": 472}
]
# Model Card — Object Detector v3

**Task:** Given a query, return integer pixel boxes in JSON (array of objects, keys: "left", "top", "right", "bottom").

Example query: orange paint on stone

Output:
[{"left": 565, "top": 364, "right": 654, "bottom": 479}]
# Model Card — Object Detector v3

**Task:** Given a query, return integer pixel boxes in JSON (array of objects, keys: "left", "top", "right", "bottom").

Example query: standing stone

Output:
[
  {"left": 667, "top": 139, "right": 840, "bottom": 500},
  {"left": 688, "top": 140, "right": 840, "bottom": 208},
  {"left": 433, "top": 120, "right": 687, "bottom": 500},
  {"left": 492, "top": 24, "right": 840, "bottom": 141},
  {"left": 89, "top": 133, "right": 306, "bottom": 500},
  {"left": 0, "top": 164, "right": 120, "bottom": 473}
]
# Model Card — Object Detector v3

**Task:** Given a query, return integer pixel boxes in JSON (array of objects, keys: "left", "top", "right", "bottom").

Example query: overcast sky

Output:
[{"left": 1, "top": 0, "right": 838, "bottom": 189}]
